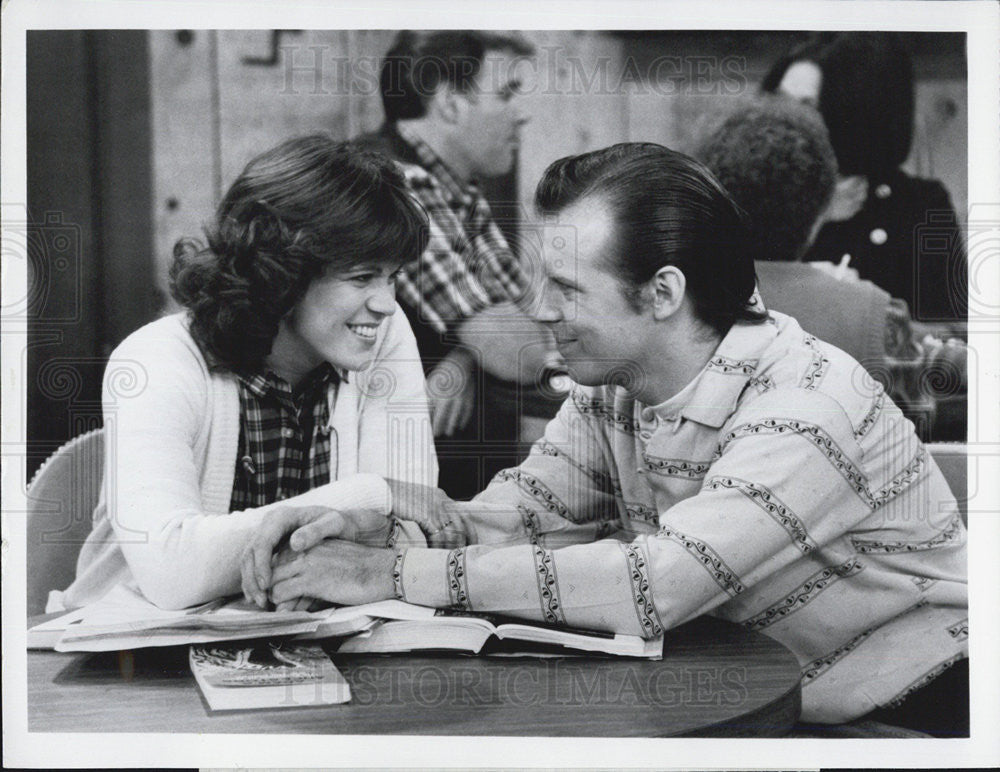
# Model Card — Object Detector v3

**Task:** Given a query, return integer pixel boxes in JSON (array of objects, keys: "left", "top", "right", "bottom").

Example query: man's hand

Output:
[
  {"left": 268, "top": 540, "right": 396, "bottom": 607},
  {"left": 427, "top": 348, "right": 476, "bottom": 437},
  {"left": 241, "top": 505, "right": 393, "bottom": 608}
]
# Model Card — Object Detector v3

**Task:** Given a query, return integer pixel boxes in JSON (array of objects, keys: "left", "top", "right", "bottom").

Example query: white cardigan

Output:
[{"left": 58, "top": 309, "right": 437, "bottom": 610}]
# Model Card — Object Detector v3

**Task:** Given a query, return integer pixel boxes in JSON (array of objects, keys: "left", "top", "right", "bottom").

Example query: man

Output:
[
  {"left": 353, "top": 30, "right": 558, "bottom": 499},
  {"left": 244, "top": 144, "right": 967, "bottom": 733},
  {"left": 696, "top": 97, "right": 967, "bottom": 441}
]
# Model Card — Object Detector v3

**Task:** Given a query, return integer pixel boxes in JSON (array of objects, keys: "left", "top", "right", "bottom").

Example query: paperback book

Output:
[{"left": 189, "top": 641, "right": 350, "bottom": 710}]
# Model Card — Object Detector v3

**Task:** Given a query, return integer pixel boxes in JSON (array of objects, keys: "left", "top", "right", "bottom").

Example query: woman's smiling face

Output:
[{"left": 268, "top": 261, "right": 403, "bottom": 385}]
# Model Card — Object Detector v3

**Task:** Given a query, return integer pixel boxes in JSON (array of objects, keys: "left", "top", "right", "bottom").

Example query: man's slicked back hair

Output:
[
  {"left": 380, "top": 30, "right": 534, "bottom": 122},
  {"left": 535, "top": 142, "right": 768, "bottom": 337}
]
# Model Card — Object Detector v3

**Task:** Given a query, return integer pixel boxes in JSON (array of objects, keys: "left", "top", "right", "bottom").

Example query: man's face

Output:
[
  {"left": 534, "top": 197, "right": 654, "bottom": 389},
  {"left": 453, "top": 48, "right": 530, "bottom": 179}
]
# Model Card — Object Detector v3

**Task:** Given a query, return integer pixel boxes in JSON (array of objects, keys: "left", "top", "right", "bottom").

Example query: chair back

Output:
[
  {"left": 26, "top": 428, "right": 104, "bottom": 616},
  {"left": 926, "top": 442, "right": 967, "bottom": 525}
]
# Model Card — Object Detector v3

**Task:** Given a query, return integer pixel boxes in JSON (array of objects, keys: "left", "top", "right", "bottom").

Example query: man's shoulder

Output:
[{"left": 747, "top": 313, "right": 892, "bottom": 441}]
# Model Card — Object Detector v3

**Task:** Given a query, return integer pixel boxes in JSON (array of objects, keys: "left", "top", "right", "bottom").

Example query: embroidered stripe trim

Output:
[
  {"left": 391, "top": 551, "right": 406, "bottom": 600},
  {"left": 626, "top": 502, "right": 659, "bottom": 526},
  {"left": 871, "top": 446, "right": 927, "bottom": 509},
  {"left": 656, "top": 527, "right": 744, "bottom": 597},
  {"left": 571, "top": 389, "right": 639, "bottom": 434},
  {"left": 494, "top": 468, "right": 572, "bottom": 520},
  {"left": 854, "top": 386, "right": 885, "bottom": 440},
  {"left": 385, "top": 517, "right": 402, "bottom": 549},
  {"left": 705, "top": 476, "right": 817, "bottom": 553},
  {"left": 718, "top": 418, "right": 875, "bottom": 509},
  {"left": 801, "top": 599, "right": 928, "bottom": 684},
  {"left": 536, "top": 439, "right": 615, "bottom": 489},
  {"left": 801, "top": 626, "right": 878, "bottom": 684},
  {"left": 446, "top": 547, "right": 471, "bottom": 610},
  {"left": 532, "top": 545, "right": 566, "bottom": 625},
  {"left": 852, "top": 512, "right": 963, "bottom": 554},
  {"left": 799, "top": 334, "right": 830, "bottom": 390},
  {"left": 641, "top": 453, "right": 712, "bottom": 479},
  {"left": 947, "top": 618, "right": 969, "bottom": 641},
  {"left": 517, "top": 504, "right": 541, "bottom": 545},
  {"left": 883, "top": 654, "right": 966, "bottom": 709},
  {"left": 741, "top": 558, "right": 864, "bottom": 630},
  {"left": 622, "top": 543, "right": 665, "bottom": 637},
  {"left": 707, "top": 356, "right": 758, "bottom": 376}
]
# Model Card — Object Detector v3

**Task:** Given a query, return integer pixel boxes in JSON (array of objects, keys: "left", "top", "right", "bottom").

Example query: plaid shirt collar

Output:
[
  {"left": 239, "top": 362, "right": 343, "bottom": 404},
  {"left": 394, "top": 122, "right": 477, "bottom": 208}
]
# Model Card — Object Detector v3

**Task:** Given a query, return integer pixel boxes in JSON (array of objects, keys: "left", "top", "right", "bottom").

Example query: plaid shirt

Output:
[
  {"left": 392, "top": 123, "right": 530, "bottom": 335},
  {"left": 229, "top": 364, "right": 341, "bottom": 511}
]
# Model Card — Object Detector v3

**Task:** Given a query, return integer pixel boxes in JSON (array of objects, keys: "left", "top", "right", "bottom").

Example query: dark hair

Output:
[
  {"left": 169, "top": 135, "right": 428, "bottom": 375},
  {"left": 380, "top": 30, "right": 534, "bottom": 121},
  {"left": 696, "top": 97, "right": 837, "bottom": 262},
  {"left": 534, "top": 142, "right": 768, "bottom": 337},
  {"left": 761, "top": 32, "right": 914, "bottom": 177}
]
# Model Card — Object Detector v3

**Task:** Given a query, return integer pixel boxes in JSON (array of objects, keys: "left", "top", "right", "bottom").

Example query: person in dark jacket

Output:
[
  {"left": 762, "top": 32, "right": 967, "bottom": 331},
  {"left": 697, "top": 96, "right": 967, "bottom": 441}
]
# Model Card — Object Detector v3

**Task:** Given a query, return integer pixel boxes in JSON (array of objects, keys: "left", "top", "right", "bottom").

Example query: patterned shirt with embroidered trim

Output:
[
  {"left": 390, "top": 123, "right": 531, "bottom": 336},
  {"left": 230, "top": 364, "right": 340, "bottom": 511},
  {"left": 391, "top": 311, "right": 967, "bottom": 723}
]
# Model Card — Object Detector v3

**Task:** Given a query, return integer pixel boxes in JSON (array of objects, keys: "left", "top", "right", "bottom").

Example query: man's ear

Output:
[
  {"left": 650, "top": 266, "right": 686, "bottom": 321},
  {"left": 428, "top": 87, "right": 463, "bottom": 125}
]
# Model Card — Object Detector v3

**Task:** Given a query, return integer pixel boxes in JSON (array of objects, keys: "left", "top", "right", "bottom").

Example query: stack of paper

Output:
[{"left": 29, "top": 586, "right": 436, "bottom": 652}]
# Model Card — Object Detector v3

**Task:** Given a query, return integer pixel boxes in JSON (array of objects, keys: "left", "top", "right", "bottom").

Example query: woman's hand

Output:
[
  {"left": 823, "top": 175, "right": 869, "bottom": 223},
  {"left": 268, "top": 540, "right": 396, "bottom": 607},
  {"left": 241, "top": 505, "right": 393, "bottom": 607}
]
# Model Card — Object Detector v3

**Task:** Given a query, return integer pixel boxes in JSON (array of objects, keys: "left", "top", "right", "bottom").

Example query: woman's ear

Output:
[{"left": 650, "top": 266, "right": 686, "bottom": 321}]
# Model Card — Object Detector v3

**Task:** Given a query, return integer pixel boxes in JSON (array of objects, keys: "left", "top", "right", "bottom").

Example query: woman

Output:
[
  {"left": 55, "top": 136, "right": 437, "bottom": 611},
  {"left": 762, "top": 33, "right": 967, "bottom": 331}
]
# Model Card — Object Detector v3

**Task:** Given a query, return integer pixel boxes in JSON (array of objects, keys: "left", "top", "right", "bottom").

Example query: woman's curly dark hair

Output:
[
  {"left": 696, "top": 96, "right": 837, "bottom": 263},
  {"left": 169, "top": 135, "right": 428, "bottom": 375}
]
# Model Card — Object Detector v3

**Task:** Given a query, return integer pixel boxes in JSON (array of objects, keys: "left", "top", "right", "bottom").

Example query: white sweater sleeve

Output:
[{"left": 102, "top": 321, "right": 392, "bottom": 610}]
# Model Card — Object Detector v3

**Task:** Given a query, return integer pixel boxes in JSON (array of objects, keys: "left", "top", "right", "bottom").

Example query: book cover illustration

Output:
[{"left": 190, "top": 642, "right": 351, "bottom": 709}]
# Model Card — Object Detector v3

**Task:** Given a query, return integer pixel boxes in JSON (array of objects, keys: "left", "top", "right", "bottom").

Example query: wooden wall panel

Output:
[
  {"left": 147, "top": 30, "right": 968, "bottom": 292},
  {"left": 518, "top": 31, "right": 628, "bottom": 209},
  {"left": 149, "top": 30, "right": 217, "bottom": 306}
]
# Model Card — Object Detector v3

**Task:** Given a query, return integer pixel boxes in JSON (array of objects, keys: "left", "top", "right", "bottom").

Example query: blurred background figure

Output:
[
  {"left": 762, "top": 32, "right": 968, "bottom": 334},
  {"left": 353, "top": 30, "right": 561, "bottom": 500},
  {"left": 697, "top": 96, "right": 967, "bottom": 440}
]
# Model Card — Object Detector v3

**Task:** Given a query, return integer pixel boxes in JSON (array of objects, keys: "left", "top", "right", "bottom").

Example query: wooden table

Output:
[{"left": 27, "top": 616, "right": 801, "bottom": 737}]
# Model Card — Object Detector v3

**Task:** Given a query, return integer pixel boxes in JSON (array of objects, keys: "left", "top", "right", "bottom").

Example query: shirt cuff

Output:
[{"left": 395, "top": 547, "right": 453, "bottom": 607}]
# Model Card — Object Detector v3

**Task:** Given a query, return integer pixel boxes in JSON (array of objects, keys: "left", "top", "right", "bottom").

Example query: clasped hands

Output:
[{"left": 240, "top": 480, "right": 450, "bottom": 611}]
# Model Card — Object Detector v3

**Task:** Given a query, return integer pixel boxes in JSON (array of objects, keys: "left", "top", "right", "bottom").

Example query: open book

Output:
[
  {"left": 337, "top": 608, "right": 663, "bottom": 659},
  {"left": 189, "top": 642, "right": 350, "bottom": 710}
]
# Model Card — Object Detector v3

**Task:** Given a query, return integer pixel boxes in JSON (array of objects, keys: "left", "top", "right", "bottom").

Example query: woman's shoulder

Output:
[{"left": 109, "top": 312, "right": 206, "bottom": 370}]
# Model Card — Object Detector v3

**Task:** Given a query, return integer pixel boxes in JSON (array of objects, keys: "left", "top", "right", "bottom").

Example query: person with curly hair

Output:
[
  {"left": 697, "top": 96, "right": 967, "bottom": 442},
  {"left": 54, "top": 135, "right": 438, "bottom": 611}
]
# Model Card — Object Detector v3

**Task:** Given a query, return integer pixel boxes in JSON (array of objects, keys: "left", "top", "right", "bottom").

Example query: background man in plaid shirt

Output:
[{"left": 354, "top": 30, "right": 558, "bottom": 500}]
